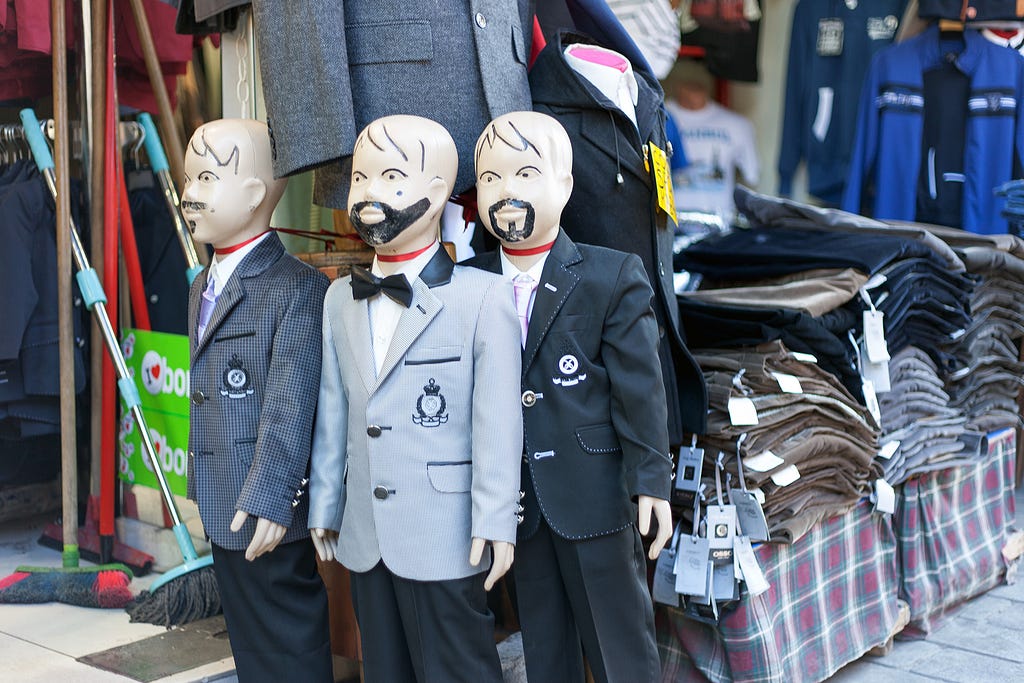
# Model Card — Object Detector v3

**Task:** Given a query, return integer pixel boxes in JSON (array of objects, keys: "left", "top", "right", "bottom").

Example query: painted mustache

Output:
[
  {"left": 349, "top": 198, "right": 431, "bottom": 246},
  {"left": 181, "top": 200, "right": 207, "bottom": 212}
]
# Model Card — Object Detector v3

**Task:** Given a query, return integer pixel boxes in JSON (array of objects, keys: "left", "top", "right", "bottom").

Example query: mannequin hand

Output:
[
  {"left": 469, "top": 537, "right": 515, "bottom": 591},
  {"left": 310, "top": 528, "right": 339, "bottom": 563},
  {"left": 231, "top": 510, "right": 287, "bottom": 561},
  {"left": 638, "top": 496, "right": 673, "bottom": 560}
]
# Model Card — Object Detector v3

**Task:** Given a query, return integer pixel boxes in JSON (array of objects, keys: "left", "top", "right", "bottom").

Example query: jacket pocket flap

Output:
[
  {"left": 576, "top": 424, "right": 622, "bottom": 455},
  {"left": 426, "top": 461, "right": 472, "bottom": 493},
  {"left": 404, "top": 345, "right": 463, "bottom": 365},
  {"left": 346, "top": 21, "right": 433, "bottom": 65}
]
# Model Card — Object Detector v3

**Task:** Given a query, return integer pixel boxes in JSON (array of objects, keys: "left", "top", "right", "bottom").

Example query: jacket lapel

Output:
[
  {"left": 340, "top": 292, "right": 376, "bottom": 394},
  {"left": 189, "top": 269, "right": 207, "bottom": 357},
  {"left": 523, "top": 231, "right": 582, "bottom": 375},
  {"left": 374, "top": 279, "right": 442, "bottom": 390}
]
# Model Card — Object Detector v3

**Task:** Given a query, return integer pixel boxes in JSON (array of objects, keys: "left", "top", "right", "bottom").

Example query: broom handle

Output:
[
  {"left": 21, "top": 109, "right": 188, "bottom": 536},
  {"left": 52, "top": 0, "right": 78, "bottom": 568},
  {"left": 138, "top": 113, "right": 204, "bottom": 283}
]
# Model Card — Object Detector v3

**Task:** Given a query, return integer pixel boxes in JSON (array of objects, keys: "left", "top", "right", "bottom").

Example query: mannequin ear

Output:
[
  {"left": 425, "top": 176, "right": 450, "bottom": 217},
  {"left": 242, "top": 177, "right": 267, "bottom": 213}
]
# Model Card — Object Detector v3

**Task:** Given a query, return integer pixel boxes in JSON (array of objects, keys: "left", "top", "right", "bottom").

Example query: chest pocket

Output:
[{"left": 404, "top": 345, "right": 462, "bottom": 366}]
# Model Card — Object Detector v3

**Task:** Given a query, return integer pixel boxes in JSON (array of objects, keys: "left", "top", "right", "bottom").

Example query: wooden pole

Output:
[
  {"left": 126, "top": 0, "right": 186, "bottom": 188},
  {"left": 52, "top": 0, "right": 78, "bottom": 566}
]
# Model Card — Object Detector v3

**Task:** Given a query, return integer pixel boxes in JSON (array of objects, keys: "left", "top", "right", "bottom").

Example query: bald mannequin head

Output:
[
  {"left": 181, "top": 118, "right": 286, "bottom": 249},
  {"left": 474, "top": 112, "right": 574, "bottom": 250},
  {"left": 348, "top": 115, "right": 457, "bottom": 255}
]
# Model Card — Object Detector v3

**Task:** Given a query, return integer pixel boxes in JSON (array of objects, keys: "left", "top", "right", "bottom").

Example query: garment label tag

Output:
[
  {"left": 873, "top": 478, "right": 896, "bottom": 514},
  {"left": 817, "top": 18, "right": 844, "bottom": 56},
  {"left": 727, "top": 397, "right": 759, "bottom": 426},
  {"left": 734, "top": 536, "right": 770, "bottom": 596},
  {"left": 675, "top": 446, "right": 705, "bottom": 493},
  {"left": 649, "top": 142, "right": 677, "bottom": 225},
  {"left": 877, "top": 440, "right": 900, "bottom": 460},
  {"left": 730, "top": 488, "right": 771, "bottom": 541},
  {"left": 791, "top": 351, "right": 818, "bottom": 363},
  {"left": 770, "top": 464, "right": 801, "bottom": 487},
  {"left": 862, "top": 379, "right": 882, "bottom": 426},
  {"left": 674, "top": 536, "right": 711, "bottom": 597},
  {"left": 863, "top": 356, "right": 891, "bottom": 393},
  {"left": 713, "top": 562, "right": 739, "bottom": 601},
  {"left": 749, "top": 487, "right": 766, "bottom": 505},
  {"left": 744, "top": 450, "right": 784, "bottom": 473},
  {"left": 707, "top": 505, "right": 737, "bottom": 564},
  {"left": 771, "top": 371, "right": 803, "bottom": 394},
  {"left": 653, "top": 538, "right": 682, "bottom": 606},
  {"left": 864, "top": 272, "right": 887, "bottom": 290},
  {"left": 862, "top": 309, "right": 890, "bottom": 363}
]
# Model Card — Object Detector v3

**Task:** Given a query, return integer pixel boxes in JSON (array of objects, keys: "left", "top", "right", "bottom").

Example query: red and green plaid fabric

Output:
[
  {"left": 657, "top": 499, "right": 902, "bottom": 683},
  {"left": 896, "top": 427, "right": 1017, "bottom": 636}
]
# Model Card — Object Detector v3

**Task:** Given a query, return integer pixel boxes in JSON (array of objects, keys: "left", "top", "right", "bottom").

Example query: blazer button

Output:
[
  {"left": 191, "top": 390, "right": 207, "bottom": 404},
  {"left": 367, "top": 425, "right": 383, "bottom": 438},
  {"left": 373, "top": 485, "right": 390, "bottom": 500},
  {"left": 475, "top": 12, "right": 487, "bottom": 28},
  {"left": 521, "top": 390, "right": 536, "bottom": 408}
]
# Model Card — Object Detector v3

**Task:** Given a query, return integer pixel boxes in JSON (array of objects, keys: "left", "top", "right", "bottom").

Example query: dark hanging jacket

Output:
[{"left": 529, "top": 30, "right": 708, "bottom": 437}]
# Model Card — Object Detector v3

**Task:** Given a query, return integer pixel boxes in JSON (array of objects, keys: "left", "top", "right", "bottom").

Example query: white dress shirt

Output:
[
  {"left": 498, "top": 248, "right": 549, "bottom": 324},
  {"left": 208, "top": 231, "right": 272, "bottom": 296},
  {"left": 368, "top": 242, "right": 440, "bottom": 375},
  {"left": 564, "top": 44, "right": 640, "bottom": 131}
]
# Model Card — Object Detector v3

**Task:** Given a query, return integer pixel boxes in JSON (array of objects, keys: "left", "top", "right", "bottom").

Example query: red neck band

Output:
[
  {"left": 502, "top": 240, "right": 556, "bottom": 257},
  {"left": 377, "top": 241, "right": 436, "bottom": 263},
  {"left": 214, "top": 231, "right": 269, "bottom": 255}
]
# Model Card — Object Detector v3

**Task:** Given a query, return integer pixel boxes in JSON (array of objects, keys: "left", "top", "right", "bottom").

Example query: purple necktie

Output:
[{"left": 197, "top": 274, "right": 217, "bottom": 340}]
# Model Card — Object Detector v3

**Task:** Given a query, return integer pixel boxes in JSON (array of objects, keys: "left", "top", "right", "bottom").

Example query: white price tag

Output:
[
  {"left": 727, "top": 397, "right": 759, "bottom": 426},
  {"left": 744, "top": 450, "right": 785, "bottom": 473},
  {"left": 862, "top": 379, "right": 882, "bottom": 427},
  {"left": 862, "top": 309, "right": 890, "bottom": 363},
  {"left": 863, "top": 356, "right": 891, "bottom": 393},
  {"left": 877, "top": 440, "right": 900, "bottom": 460},
  {"left": 873, "top": 478, "right": 896, "bottom": 514},
  {"left": 791, "top": 351, "right": 818, "bottom": 363},
  {"left": 770, "top": 464, "right": 801, "bottom": 487},
  {"left": 771, "top": 372, "right": 803, "bottom": 394},
  {"left": 734, "top": 536, "right": 770, "bottom": 596},
  {"left": 750, "top": 487, "right": 766, "bottom": 505}
]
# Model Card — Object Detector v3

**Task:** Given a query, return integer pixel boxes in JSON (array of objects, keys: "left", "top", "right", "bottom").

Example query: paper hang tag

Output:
[
  {"left": 817, "top": 17, "right": 844, "bottom": 56},
  {"left": 877, "top": 440, "right": 901, "bottom": 461},
  {"left": 770, "top": 464, "right": 801, "bottom": 487},
  {"left": 734, "top": 536, "right": 770, "bottom": 596},
  {"left": 648, "top": 142, "right": 677, "bottom": 225},
  {"left": 675, "top": 445, "right": 705, "bottom": 493},
  {"left": 790, "top": 351, "right": 818, "bottom": 363},
  {"left": 862, "top": 356, "right": 891, "bottom": 394},
  {"left": 862, "top": 379, "right": 882, "bottom": 427},
  {"left": 653, "top": 535, "right": 682, "bottom": 606},
  {"left": 771, "top": 371, "right": 803, "bottom": 394},
  {"left": 674, "top": 535, "right": 712, "bottom": 597},
  {"left": 744, "top": 449, "right": 784, "bottom": 473},
  {"left": 862, "top": 309, "right": 890, "bottom": 363},
  {"left": 749, "top": 487, "right": 766, "bottom": 505},
  {"left": 873, "top": 478, "right": 896, "bottom": 514},
  {"left": 713, "top": 562, "right": 740, "bottom": 602},
  {"left": 730, "top": 488, "right": 771, "bottom": 542},
  {"left": 727, "top": 397, "right": 759, "bottom": 426},
  {"left": 707, "top": 505, "right": 737, "bottom": 565}
]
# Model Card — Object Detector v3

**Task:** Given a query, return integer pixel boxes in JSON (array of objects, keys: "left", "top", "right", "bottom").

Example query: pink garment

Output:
[{"left": 565, "top": 45, "right": 629, "bottom": 72}]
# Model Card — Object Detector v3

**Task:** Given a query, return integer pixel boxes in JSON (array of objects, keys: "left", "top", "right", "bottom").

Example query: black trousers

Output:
[
  {"left": 211, "top": 539, "right": 333, "bottom": 683},
  {"left": 515, "top": 518, "right": 661, "bottom": 683},
  {"left": 350, "top": 561, "right": 503, "bottom": 683}
]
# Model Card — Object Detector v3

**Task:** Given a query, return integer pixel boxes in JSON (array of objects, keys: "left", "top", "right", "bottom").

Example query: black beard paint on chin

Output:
[
  {"left": 487, "top": 198, "right": 536, "bottom": 243},
  {"left": 349, "top": 198, "right": 432, "bottom": 246}
]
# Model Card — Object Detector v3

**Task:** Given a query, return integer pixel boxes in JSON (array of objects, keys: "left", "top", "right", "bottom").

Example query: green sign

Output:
[{"left": 118, "top": 329, "right": 191, "bottom": 497}]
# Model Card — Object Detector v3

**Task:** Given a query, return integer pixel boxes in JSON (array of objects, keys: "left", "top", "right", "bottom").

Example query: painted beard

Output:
[
  {"left": 349, "top": 198, "right": 432, "bottom": 246},
  {"left": 487, "top": 199, "right": 535, "bottom": 243},
  {"left": 181, "top": 200, "right": 208, "bottom": 234}
]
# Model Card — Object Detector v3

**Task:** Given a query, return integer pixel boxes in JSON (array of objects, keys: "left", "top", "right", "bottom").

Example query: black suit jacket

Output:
[
  {"left": 529, "top": 30, "right": 708, "bottom": 438},
  {"left": 465, "top": 231, "right": 672, "bottom": 540}
]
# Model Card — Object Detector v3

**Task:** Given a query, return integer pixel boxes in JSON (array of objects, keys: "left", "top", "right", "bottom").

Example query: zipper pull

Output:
[{"left": 642, "top": 143, "right": 650, "bottom": 173}]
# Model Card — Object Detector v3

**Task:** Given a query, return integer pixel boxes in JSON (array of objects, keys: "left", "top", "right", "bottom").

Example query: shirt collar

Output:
[{"left": 498, "top": 248, "right": 549, "bottom": 283}]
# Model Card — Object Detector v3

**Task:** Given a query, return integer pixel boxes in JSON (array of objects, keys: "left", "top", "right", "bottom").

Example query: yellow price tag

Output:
[{"left": 648, "top": 142, "right": 677, "bottom": 225}]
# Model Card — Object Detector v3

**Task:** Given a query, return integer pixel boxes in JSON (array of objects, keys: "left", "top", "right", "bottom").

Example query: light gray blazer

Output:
[
  {"left": 250, "top": 0, "right": 533, "bottom": 207},
  {"left": 308, "top": 249, "right": 523, "bottom": 581}
]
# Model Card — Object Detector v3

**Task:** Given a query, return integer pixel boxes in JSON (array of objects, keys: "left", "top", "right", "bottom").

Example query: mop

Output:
[{"left": 18, "top": 108, "right": 219, "bottom": 626}]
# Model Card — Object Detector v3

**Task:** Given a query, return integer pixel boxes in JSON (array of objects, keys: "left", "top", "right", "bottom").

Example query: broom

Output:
[
  {"left": 0, "top": 0, "right": 132, "bottom": 610},
  {"left": 18, "top": 108, "right": 219, "bottom": 626}
]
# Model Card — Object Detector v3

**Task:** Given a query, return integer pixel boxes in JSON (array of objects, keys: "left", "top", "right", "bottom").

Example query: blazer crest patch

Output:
[
  {"left": 221, "top": 354, "right": 255, "bottom": 399},
  {"left": 552, "top": 352, "right": 587, "bottom": 387},
  {"left": 413, "top": 378, "right": 449, "bottom": 427}
]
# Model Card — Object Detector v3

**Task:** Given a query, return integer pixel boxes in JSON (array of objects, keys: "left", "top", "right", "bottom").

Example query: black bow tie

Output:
[{"left": 350, "top": 266, "right": 414, "bottom": 307}]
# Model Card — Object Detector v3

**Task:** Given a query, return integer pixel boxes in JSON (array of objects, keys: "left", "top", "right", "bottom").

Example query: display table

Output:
[
  {"left": 896, "top": 427, "right": 1017, "bottom": 636},
  {"left": 657, "top": 428, "right": 1018, "bottom": 682},
  {"left": 657, "top": 499, "right": 902, "bottom": 683}
]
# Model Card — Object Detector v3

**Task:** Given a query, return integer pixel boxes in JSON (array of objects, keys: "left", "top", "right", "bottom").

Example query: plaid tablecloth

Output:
[
  {"left": 896, "top": 427, "right": 1017, "bottom": 636},
  {"left": 657, "top": 499, "right": 902, "bottom": 683}
]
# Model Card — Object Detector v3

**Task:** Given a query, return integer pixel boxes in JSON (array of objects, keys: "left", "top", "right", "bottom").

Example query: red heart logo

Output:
[
  {"left": 154, "top": 441, "right": 161, "bottom": 453},
  {"left": 151, "top": 365, "right": 161, "bottom": 379}
]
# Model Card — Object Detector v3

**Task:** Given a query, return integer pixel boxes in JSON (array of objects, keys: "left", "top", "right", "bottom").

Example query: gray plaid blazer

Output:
[
  {"left": 309, "top": 249, "right": 523, "bottom": 581},
  {"left": 187, "top": 232, "right": 330, "bottom": 551}
]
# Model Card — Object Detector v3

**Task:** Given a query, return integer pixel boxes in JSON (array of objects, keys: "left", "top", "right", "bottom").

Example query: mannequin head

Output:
[
  {"left": 474, "top": 112, "right": 574, "bottom": 250},
  {"left": 348, "top": 115, "right": 457, "bottom": 256},
  {"left": 663, "top": 59, "right": 712, "bottom": 111},
  {"left": 181, "top": 119, "right": 286, "bottom": 249}
]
